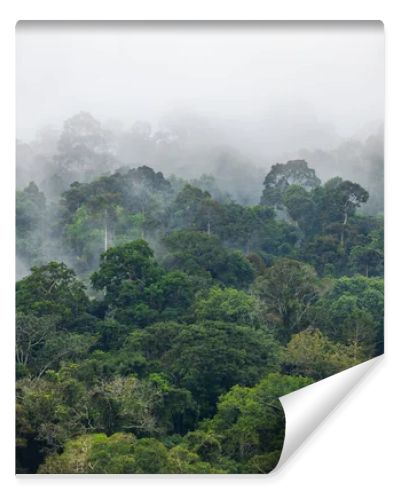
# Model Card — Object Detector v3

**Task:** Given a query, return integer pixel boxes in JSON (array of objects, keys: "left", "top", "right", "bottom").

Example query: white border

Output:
[{"left": 1, "top": 1, "right": 399, "bottom": 499}]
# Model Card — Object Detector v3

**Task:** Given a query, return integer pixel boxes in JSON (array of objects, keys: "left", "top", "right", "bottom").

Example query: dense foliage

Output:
[{"left": 16, "top": 122, "right": 383, "bottom": 473}]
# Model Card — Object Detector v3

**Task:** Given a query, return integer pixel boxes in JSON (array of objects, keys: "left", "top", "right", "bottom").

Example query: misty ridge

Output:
[
  {"left": 17, "top": 110, "right": 384, "bottom": 206},
  {"left": 16, "top": 110, "right": 384, "bottom": 280}
]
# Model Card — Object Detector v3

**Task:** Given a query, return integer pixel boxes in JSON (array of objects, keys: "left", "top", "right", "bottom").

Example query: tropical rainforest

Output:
[{"left": 16, "top": 113, "right": 384, "bottom": 474}]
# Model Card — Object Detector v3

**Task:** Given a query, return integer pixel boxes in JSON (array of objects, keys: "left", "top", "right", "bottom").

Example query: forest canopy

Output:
[{"left": 16, "top": 113, "right": 384, "bottom": 474}]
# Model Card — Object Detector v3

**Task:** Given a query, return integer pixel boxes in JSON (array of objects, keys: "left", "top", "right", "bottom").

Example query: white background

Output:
[{"left": 1, "top": 1, "right": 399, "bottom": 499}]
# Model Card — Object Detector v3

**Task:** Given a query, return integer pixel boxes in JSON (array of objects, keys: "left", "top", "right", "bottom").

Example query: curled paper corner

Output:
[{"left": 274, "top": 355, "right": 384, "bottom": 471}]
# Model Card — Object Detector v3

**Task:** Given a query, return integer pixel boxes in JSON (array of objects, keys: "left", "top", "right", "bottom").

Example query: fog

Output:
[
  {"left": 17, "top": 22, "right": 383, "bottom": 153},
  {"left": 15, "top": 22, "right": 384, "bottom": 278}
]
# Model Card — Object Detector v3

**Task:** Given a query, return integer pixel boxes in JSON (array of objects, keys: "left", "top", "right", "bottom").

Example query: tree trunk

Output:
[
  {"left": 341, "top": 211, "right": 348, "bottom": 247},
  {"left": 104, "top": 209, "right": 109, "bottom": 251}
]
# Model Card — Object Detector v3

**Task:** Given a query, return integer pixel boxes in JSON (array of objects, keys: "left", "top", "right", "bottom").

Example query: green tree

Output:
[
  {"left": 194, "top": 286, "right": 264, "bottom": 327},
  {"left": 38, "top": 433, "right": 137, "bottom": 474},
  {"left": 16, "top": 262, "right": 91, "bottom": 331},
  {"left": 16, "top": 182, "right": 47, "bottom": 266},
  {"left": 89, "top": 375, "right": 163, "bottom": 436},
  {"left": 91, "top": 240, "right": 197, "bottom": 327},
  {"left": 16, "top": 370, "right": 88, "bottom": 460},
  {"left": 59, "top": 165, "right": 172, "bottom": 271},
  {"left": 349, "top": 245, "right": 383, "bottom": 277},
  {"left": 314, "top": 178, "right": 369, "bottom": 245},
  {"left": 198, "top": 373, "right": 312, "bottom": 471},
  {"left": 127, "top": 320, "right": 281, "bottom": 417},
  {"left": 163, "top": 230, "right": 255, "bottom": 288},
  {"left": 283, "top": 184, "right": 316, "bottom": 235},
  {"left": 260, "top": 160, "right": 321, "bottom": 209},
  {"left": 39, "top": 433, "right": 221, "bottom": 474},
  {"left": 301, "top": 235, "right": 344, "bottom": 276},
  {"left": 284, "top": 328, "right": 366, "bottom": 379},
  {"left": 132, "top": 438, "right": 169, "bottom": 473},
  {"left": 170, "top": 184, "right": 225, "bottom": 234},
  {"left": 167, "top": 443, "right": 223, "bottom": 473},
  {"left": 253, "top": 258, "right": 320, "bottom": 343},
  {"left": 311, "top": 275, "right": 384, "bottom": 356},
  {"left": 16, "top": 312, "right": 92, "bottom": 378},
  {"left": 91, "top": 239, "right": 160, "bottom": 293},
  {"left": 164, "top": 321, "right": 280, "bottom": 415}
]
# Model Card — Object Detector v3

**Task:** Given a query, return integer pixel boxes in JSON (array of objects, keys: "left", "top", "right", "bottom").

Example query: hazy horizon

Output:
[{"left": 16, "top": 21, "right": 384, "bottom": 162}]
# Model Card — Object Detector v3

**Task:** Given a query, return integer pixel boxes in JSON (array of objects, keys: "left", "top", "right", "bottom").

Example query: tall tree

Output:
[
  {"left": 16, "top": 262, "right": 90, "bottom": 330},
  {"left": 163, "top": 230, "right": 255, "bottom": 289},
  {"left": 260, "top": 160, "right": 321, "bottom": 209},
  {"left": 253, "top": 258, "right": 320, "bottom": 343}
]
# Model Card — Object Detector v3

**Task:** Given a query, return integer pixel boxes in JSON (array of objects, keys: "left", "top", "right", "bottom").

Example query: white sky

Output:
[{"left": 16, "top": 21, "right": 384, "bottom": 152}]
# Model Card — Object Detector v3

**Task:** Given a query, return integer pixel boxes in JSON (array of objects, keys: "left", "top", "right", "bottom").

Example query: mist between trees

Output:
[{"left": 16, "top": 111, "right": 383, "bottom": 474}]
